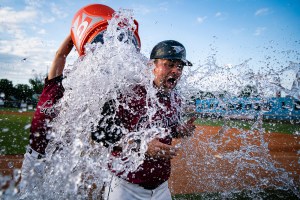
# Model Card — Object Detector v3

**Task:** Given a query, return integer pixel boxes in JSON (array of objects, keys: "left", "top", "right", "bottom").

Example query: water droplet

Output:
[
  {"left": 2, "top": 128, "right": 9, "bottom": 132},
  {"left": 8, "top": 162, "right": 14, "bottom": 168},
  {"left": 24, "top": 124, "right": 31, "bottom": 130}
]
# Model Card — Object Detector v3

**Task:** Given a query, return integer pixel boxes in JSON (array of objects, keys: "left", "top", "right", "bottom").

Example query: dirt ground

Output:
[
  {"left": 169, "top": 126, "right": 300, "bottom": 194},
  {"left": 0, "top": 110, "right": 33, "bottom": 116},
  {"left": 0, "top": 125, "right": 299, "bottom": 195}
]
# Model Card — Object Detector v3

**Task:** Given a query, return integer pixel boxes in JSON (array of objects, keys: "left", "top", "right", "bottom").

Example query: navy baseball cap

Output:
[{"left": 150, "top": 40, "right": 192, "bottom": 66}]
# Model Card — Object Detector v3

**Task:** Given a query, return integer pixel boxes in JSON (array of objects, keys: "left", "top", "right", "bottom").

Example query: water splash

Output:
[
  {"left": 1, "top": 8, "right": 299, "bottom": 200},
  {"left": 16, "top": 9, "right": 168, "bottom": 199}
]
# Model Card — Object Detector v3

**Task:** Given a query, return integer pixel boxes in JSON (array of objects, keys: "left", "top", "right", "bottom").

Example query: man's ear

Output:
[{"left": 147, "top": 59, "right": 156, "bottom": 68}]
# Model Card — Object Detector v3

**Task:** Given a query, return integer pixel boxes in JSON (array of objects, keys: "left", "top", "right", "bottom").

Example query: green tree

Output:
[
  {"left": 238, "top": 85, "right": 258, "bottom": 97},
  {"left": 204, "top": 92, "right": 215, "bottom": 99},
  {"left": 218, "top": 91, "right": 229, "bottom": 98},
  {"left": 14, "top": 84, "right": 33, "bottom": 101},
  {"left": 0, "top": 79, "right": 14, "bottom": 100},
  {"left": 29, "top": 74, "right": 44, "bottom": 95},
  {"left": 196, "top": 90, "right": 205, "bottom": 99}
]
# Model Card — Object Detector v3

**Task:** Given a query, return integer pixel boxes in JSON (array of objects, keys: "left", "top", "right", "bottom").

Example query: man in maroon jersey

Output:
[
  {"left": 19, "top": 34, "right": 74, "bottom": 193},
  {"left": 91, "top": 40, "right": 196, "bottom": 200}
]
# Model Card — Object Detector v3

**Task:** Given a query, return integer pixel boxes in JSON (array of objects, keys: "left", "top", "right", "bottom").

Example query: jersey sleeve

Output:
[{"left": 29, "top": 75, "right": 64, "bottom": 154}]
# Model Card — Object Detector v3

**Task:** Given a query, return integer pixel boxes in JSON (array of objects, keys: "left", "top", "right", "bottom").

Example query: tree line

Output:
[
  {"left": 189, "top": 85, "right": 259, "bottom": 103},
  {"left": 0, "top": 75, "right": 45, "bottom": 107}
]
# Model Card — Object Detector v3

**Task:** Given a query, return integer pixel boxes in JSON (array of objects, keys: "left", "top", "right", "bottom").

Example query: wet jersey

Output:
[
  {"left": 29, "top": 76, "right": 64, "bottom": 154},
  {"left": 92, "top": 85, "right": 182, "bottom": 188}
]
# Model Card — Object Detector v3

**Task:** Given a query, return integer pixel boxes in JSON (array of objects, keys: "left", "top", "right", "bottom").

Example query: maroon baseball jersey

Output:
[
  {"left": 114, "top": 85, "right": 182, "bottom": 188},
  {"left": 29, "top": 76, "right": 64, "bottom": 154}
]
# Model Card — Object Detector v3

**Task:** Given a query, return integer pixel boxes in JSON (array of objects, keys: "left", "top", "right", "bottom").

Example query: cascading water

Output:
[
  {"left": 0, "top": 8, "right": 299, "bottom": 200},
  {"left": 14, "top": 9, "right": 173, "bottom": 199}
]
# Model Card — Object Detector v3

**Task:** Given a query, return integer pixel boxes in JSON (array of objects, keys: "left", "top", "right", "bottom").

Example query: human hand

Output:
[
  {"left": 146, "top": 138, "right": 178, "bottom": 159},
  {"left": 186, "top": 116, "right": 197, "bottom": 129},
  {"left": 178, "top": 116, "right": 197, "bottom": 137}
]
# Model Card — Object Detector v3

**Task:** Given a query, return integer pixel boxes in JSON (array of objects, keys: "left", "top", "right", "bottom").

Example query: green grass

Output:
[
  {"left": 0, "top": 107, "right": 22, "bottom": 112},
  {"left": 0, "top": 113, "right": 33, "bottom": 154},
  {"left": 195, "top": 118, "right": 299, "bottom": 134}
]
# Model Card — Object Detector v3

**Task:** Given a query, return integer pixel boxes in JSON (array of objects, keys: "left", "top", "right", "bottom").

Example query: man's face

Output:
[{"left": 153, "top": 59, "right": 184, "bottom": 93}]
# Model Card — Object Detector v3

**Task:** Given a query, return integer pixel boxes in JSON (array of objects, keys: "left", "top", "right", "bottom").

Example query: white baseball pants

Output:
[{"left": 104, "top": 176, "right": 172, "bottom": 200}]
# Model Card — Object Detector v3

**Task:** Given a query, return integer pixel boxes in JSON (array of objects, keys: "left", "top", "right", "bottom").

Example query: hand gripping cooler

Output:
[{"left": 71, "top": 4, "right": 141, "bottom": 56}]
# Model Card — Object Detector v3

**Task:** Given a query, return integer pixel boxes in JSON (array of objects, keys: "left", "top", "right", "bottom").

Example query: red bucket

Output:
[{"left": 71, "top": 4, "right": 141, "bottom": 56}]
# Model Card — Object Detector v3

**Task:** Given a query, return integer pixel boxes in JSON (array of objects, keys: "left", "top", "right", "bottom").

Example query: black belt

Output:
[{"left": 139, "top": 183, "right": 162, "bottom": 190}]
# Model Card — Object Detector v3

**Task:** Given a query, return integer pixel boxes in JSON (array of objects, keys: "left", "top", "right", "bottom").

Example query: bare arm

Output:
[{"left": 48, "top": 34, "right": 74, "bottom": 80}]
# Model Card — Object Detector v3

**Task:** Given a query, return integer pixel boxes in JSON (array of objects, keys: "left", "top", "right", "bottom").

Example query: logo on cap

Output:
[{"left": 171, "top": 46, "right": 184, "bottom": 53}]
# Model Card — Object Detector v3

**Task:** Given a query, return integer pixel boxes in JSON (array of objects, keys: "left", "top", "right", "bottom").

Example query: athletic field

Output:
[{"left": 0, "top": 109, "right": 299, "bottom": 198}]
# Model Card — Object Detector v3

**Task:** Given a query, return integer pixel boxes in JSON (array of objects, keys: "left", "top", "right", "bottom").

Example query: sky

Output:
[{"left": 0, "top": 0, "right": 300, "bottom": 90}]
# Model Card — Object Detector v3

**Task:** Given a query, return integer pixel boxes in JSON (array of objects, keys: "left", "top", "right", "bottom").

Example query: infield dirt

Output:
[{"left": 169, "top": 126, "right": 300, "bottom": 194}]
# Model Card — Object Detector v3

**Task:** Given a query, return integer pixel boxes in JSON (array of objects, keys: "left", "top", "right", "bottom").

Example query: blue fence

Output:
[{"left": 195, "top": 96, "right": 300, "bottom": 121}]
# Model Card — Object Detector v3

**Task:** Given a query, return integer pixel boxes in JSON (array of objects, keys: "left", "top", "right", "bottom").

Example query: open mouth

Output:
[{"left": 167, "top": 77, "right": 177, "bottom": 86}]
